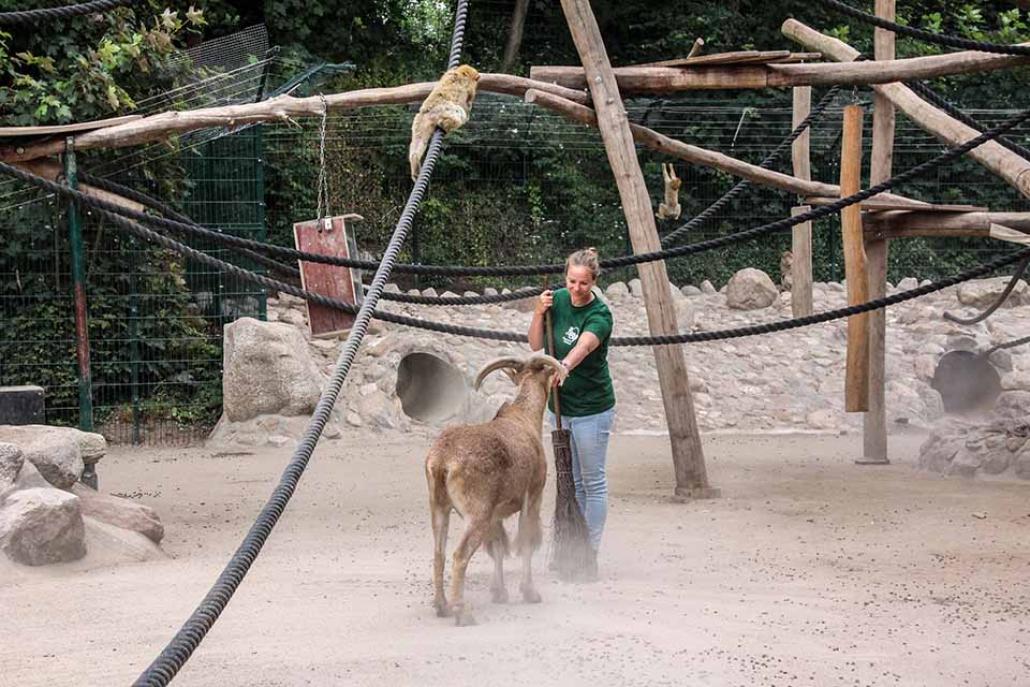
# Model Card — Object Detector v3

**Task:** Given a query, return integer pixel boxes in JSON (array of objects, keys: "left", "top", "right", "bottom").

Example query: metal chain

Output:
[{"left": 315, "top": 94, "right": 331, "bottom": 223}]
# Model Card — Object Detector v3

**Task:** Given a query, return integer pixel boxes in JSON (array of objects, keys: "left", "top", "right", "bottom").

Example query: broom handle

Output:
[{"left": 543, "top": 285, "right": 564, "bottom": 431}]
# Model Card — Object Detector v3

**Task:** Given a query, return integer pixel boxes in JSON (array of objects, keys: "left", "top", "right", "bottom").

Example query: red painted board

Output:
[{"left": 293, "top": 216, "right": 359, "bottom": 337}]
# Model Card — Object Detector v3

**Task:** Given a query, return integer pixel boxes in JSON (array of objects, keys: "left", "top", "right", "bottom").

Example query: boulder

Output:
[
  {"left": 725, "top": 268, "right": 778, "bottom": 310},
  {"left": 82, "top": 516, "right": 166, "bottom": 563},
  {"left": 0, "top": 442, "right": 23, "bottom": 492},
  {"left": 681, "top": 285, "right": 702, "bottom": 297},
  {"left": 700, "top": 280, "right": 717, "bottom": 295},
  {"left": 606, "top": 281, "right": 629, "bottom": 298},
  {"left": 628, "top": 278, "right": 644, "bottom": 297},
  {"left": 70, "top": 484, "right": 164, "bottom": 544},
  {"left": 222, "top": 317, "right": 325, "bottom": 422},
  {"left": 0, "top": 425, "right": 85, "bottom": 489},
  {"left": 957, "top": 277, "right": 1028, "bottom": 309},
  {"left": 0, "top": 488, "right": 86, "bottom": 565}
]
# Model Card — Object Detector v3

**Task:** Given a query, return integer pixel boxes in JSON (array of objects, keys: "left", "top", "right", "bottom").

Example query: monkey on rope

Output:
[
  {"left": 409, "top": 64, "right": 481, "bottom": 180},
  {"left": 656, "top": 162, "right": 682, "bottom": 220}
]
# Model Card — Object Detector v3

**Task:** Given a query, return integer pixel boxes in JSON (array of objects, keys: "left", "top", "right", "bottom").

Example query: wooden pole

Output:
[
  {"left": 861, "top": 0, "right": 895, "bottom": 464},
  {"left": 501, "top": 0, "right": 531, "bottom": 73},
  {"left": 840, "top": 105, "right": 870, "bottom": 412},
  {"left": 783, "top": 19, "right": 1030, "bottom": 200},
  {"left": 791, "top": 86, "right": 814, "bottom": 318},
  {"left": 558, "top": 0, "right": 715, "bottom": 499}
]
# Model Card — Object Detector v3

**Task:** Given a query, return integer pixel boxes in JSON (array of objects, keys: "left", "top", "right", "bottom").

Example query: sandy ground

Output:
[{"left": 2, "top": 430, "right": 1029, "bottom": 687}]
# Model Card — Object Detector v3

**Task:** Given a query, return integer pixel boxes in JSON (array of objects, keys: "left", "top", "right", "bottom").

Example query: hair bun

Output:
[{"left": 586, "top": 246, "right": 598, "bottom": 254}]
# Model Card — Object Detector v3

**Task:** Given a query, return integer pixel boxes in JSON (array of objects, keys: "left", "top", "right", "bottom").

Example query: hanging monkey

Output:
[
  {"left": 408, "top": 64, "right": 481, "bottom": 181},
  {"left": 656, "top": 162, "right": 682, "bottom": 220}
]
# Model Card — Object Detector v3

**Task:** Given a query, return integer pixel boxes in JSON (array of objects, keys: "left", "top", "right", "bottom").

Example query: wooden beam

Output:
[
  {"left": 783, "top": 19, "right": 1030, "bottom": 200},
  {"left": 501, "top": 0, "right": 531, "bottom": 73},
  {"left": 840, "top": 105, "right": 870, "bottom": 413},
  {"left": 806, "top": 198, "right": 985, "bottom": 212},
  {"left": 0, "top": 75, "right": 589, "bottom": 163},
  {"left": 791, "top": 87, "right": 814, "bottom": 318},
  {"left": 17, "top": 160, "right": 145, "bottom": 213},
  {"left": 524, "top": 89, "right": 925, "bottom": 208},
  {"left": 862, "top": 0, "right": 895, "bottom": 465},
  {"left": 0, "top": 114, "right": 143, "bottom": 137},
  {"left": 530, "top": 45, "right": 1030, "bottom": 92},
  {"left": 558, "top": 0, "right": 715, "bottom": 499},
  {"left": 865, "top": 210, "right": 1030, "bottom": 238}
]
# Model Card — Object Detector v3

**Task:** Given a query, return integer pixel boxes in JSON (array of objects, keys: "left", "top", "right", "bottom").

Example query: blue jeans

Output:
[{"left": 546, "top": 407, "right": 614, "bottom": 552}]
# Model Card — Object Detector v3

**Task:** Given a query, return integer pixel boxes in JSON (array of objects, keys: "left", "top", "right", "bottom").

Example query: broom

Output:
[{"left": 544, "top": 301, "right": 593, "bottom": 581}]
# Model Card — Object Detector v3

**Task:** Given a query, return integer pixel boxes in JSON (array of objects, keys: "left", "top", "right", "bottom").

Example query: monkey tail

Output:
[{"left": 409, "top": 113, "right": 433, "bottom": 181}]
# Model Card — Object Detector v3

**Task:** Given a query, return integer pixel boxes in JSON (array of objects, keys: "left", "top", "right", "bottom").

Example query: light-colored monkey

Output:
[
  {"left": 656, "top": 162, "right": 682, "bottom": 220},
  {"left": 408, "top": 64, "right": 481, "bottom": 181},
  {"left": 780, "top": 249, "right": 794, "bottom": 292}
]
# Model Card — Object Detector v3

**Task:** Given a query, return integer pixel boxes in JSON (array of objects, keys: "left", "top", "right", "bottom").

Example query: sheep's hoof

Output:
[
  {"left": 454, "top": 612, "right": 478, "bottom": 627},
  {"left": 521, "top": 587, "right": 542, "bottom": 604},
  {"left": 491, "top": 587, "right": 509, "bottom": 604},
  {"left": 434, "top": 599, "right": 451, "bottom": 617}
]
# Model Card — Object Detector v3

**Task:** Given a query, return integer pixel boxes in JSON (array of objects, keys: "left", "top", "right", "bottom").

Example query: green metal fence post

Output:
[{"left": 64, "top": 138, "right": 97, "bottom": 487}]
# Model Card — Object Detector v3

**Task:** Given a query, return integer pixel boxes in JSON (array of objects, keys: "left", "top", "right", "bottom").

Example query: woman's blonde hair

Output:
[{"left": 566, "top": 247, "right": 601, "bottom": 281}]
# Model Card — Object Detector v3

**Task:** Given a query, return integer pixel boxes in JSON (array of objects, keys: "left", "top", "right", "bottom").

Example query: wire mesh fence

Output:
[{"left": 3, "top": 80, "right": 1029, "bottom": 445}]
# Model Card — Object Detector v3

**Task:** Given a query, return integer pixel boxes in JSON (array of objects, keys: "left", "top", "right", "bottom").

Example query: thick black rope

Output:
[
  {"left": 903, "top": 80, "right": 1030, "bottom": 162},
  {"left": 816, "top": 0, "right": 1030, "bottom": 56},
  {"left": 98, "top": 198, "right": 1030, "bottom": 348},
  {"left": 943, "top": 254, "right": 1030, "bottom": 325},
  {"left": 0, "top": 0, "right": 136, "bottom": 25},
  {"left": 79, "top": 172, "right": 305, "bottom": 280},
  {"left": 131, "top": 3, "right": 469, "bottom": 685},
  {"left": 661, "top": 85, "right": 843, "bottom": 246},
  {"left": 79, "top": 172, "right": 558, "bottom": 305},
  {"left": 6, "top": 104, "right": 1028, "bottom": 281},
  {"left": 985, "top": 333, "right": 1030, "bottom": 356}
]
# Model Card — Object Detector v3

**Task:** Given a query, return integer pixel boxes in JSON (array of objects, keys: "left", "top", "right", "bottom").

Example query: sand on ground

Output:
[{"left": 2, "top": 431, "right": 1029, "bottom": 686}]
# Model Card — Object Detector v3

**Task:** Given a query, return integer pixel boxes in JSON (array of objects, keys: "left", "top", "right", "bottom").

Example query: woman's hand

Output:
[{"left": 534, "top": 289, "right": 554, "bottom": 316}]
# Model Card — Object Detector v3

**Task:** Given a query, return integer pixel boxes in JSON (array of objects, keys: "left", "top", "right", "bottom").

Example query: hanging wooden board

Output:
[{"left": 293, "top": 215, "right": 361, "bottom": 338}]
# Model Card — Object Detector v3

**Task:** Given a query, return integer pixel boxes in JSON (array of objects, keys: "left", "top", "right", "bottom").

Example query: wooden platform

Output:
[{"left": 630, "top": 51, "right": 824, "bottom": 69}]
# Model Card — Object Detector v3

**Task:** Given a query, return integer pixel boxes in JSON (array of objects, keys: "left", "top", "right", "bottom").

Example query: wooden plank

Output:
[
  {"left": 840, "top": 105, "right": 870, "bottom": 413},
  {"left": 0, "top": 115, "right": 142, "bottom": 137},
  {"left": 861, "top": 0, "right": 896, "bottom": 465},
  {"left": 631, "top": 50, "right": 791, "bottom": 68},
  {"left": 806, "top": 197, "right": 984, "bottom": 212},
  {"left": 559, "top": 0, "right": 715, "bottom": 499},
  {"left": 293, "top": 216, "right": 359, "bottom": 337},
  {"left": 791, "top": 87, "right": 814, "bottom": 318}
]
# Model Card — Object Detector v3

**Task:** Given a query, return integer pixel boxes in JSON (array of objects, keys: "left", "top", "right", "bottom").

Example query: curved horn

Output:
[
  {"left": 527, "top": 353, "right": 567, "bottom": 384},
  {"left": 473, "top": 357, "right": 523, "bottom": 390}
]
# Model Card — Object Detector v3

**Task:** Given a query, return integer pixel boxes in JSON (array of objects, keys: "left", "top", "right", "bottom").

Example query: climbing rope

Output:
[
  {"left": 943, "top": 254, "right": 1030, "bottom": 325},
  {"left": 0, "top": 0, "right": 135, "bottom": 25},
  {"left": 94, "top": 198, "right": 1030, "bottom": 348},
  {"left": 815, "top": 0, "right": 1030, "bottom": 56},
  {"left": 131, "top": 1, "right": 469, "bottom": 684}
]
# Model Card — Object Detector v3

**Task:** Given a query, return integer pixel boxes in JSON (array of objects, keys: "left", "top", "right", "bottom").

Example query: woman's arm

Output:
[{"left": 561, "top": 332, "right": 601, "bottom": 371}]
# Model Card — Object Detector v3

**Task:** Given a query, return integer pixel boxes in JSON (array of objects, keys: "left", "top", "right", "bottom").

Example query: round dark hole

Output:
[
  {"left": 931, "top": 350, "right": 1002, "bottom": 413},
  {"left": 395, "top": 352, "right": 468, "bottom": 422}
]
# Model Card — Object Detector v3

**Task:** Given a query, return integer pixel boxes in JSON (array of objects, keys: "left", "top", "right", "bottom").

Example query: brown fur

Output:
[
  {"left": 409, "top": 64, "right": 480, "bottom": 180},
  {"left": 657, "top": 162, "right": 682, "bottom": 220},
  {"left": 424, "top": 354, "right": 565, "bottom": 626}
]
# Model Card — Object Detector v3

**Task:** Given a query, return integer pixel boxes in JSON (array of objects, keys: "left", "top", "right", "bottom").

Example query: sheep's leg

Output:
[
  {"left": 431, "top": 504, "right": 451, "bottom": 617},
  {"left": 516, "top": 490, "right": 544, "bottom": 604},
  {"left": 449, "top": 518, "right": 489, "bottom": 626},
  {"left": 486, "top": 521, "right": 509, "bottom": 604}
]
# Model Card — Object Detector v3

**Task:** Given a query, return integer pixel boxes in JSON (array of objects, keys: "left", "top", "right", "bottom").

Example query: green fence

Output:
[{"left": 0, "top": 129, "right": 266, "bottom": 445}]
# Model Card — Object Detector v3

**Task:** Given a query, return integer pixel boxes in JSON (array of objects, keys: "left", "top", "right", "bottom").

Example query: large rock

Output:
[
  {"left": 956, "top": 277, "right": 1028, "bottom": 309},
  {"left": 0, "top": 442, "right": 23, "bottom": 492},
  {"left": 725, "top": 268, "right": 778, "bottom": 310},
  {"left": 70, "top": 484, "right": 164, "bottom": 544},
  {"left": 222, "top": 317, "right": 325, "bottom": 422},
  {"left": 0, "top": 425, "right": 85, "bottom": 489},
  {"left": 0, "top": 488, "right": 86, "bottom": 565},
  {"left": 83, "top": 516, "right": 166, "bottom": 563}
]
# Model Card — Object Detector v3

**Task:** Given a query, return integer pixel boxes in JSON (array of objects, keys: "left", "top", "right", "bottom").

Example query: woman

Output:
[{"left": 528, "top": 247, "right": 615, "bottom": 578}]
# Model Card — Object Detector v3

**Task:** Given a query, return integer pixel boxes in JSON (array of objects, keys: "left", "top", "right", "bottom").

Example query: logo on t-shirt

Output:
[{"left": 561, "top": 325, "right": 579, "bottom": 346}]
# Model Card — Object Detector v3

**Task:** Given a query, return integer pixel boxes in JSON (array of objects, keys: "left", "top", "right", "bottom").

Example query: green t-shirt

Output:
[{"left": 547, "top": 288, "right": 615, "bottom": 417}]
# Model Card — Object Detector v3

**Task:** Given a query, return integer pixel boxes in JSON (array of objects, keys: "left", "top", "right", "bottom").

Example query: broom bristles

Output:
[{"left": 549, "top": 430, "right": 593, "bottom": 581}]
